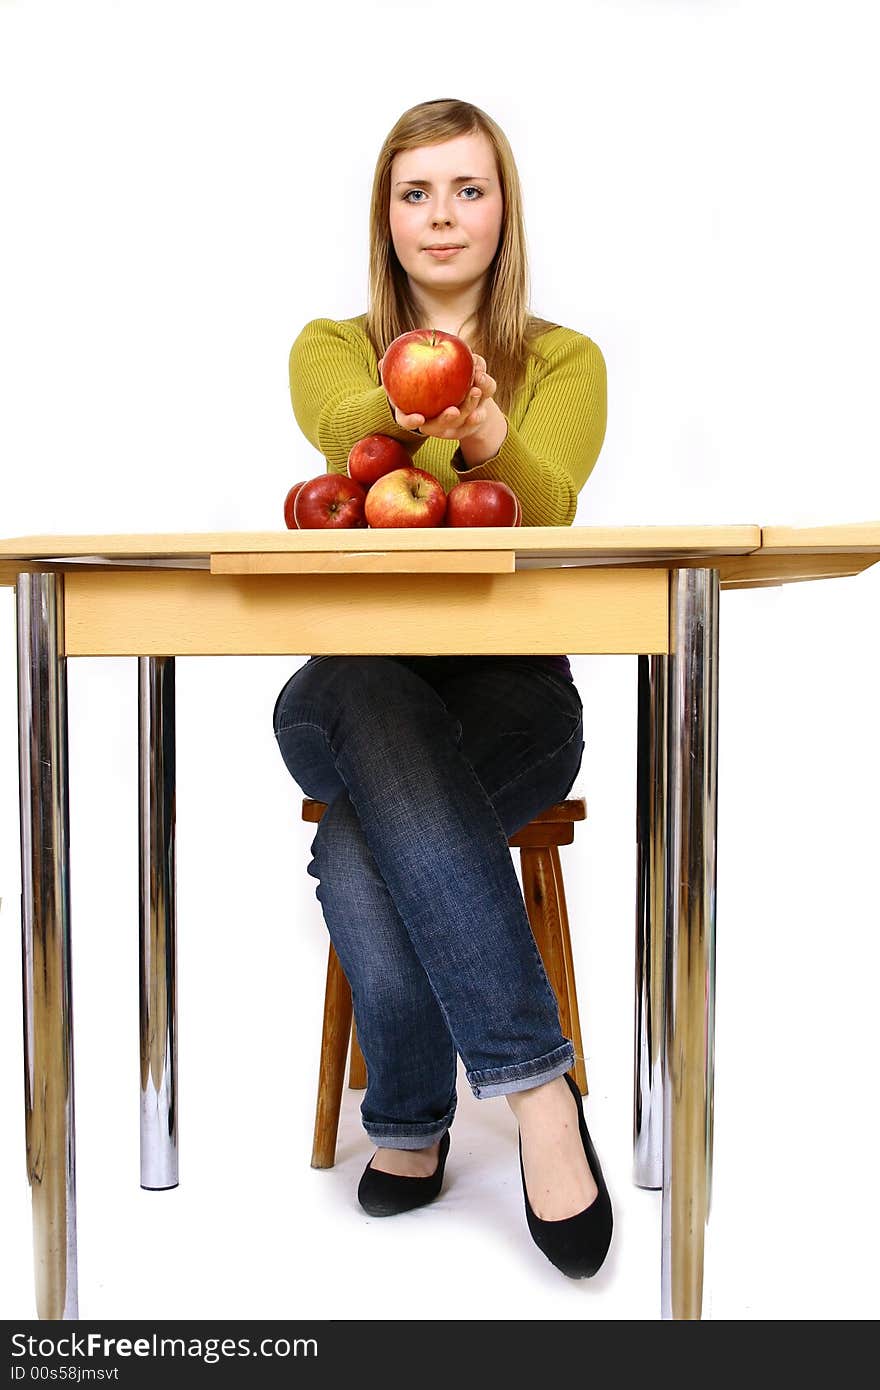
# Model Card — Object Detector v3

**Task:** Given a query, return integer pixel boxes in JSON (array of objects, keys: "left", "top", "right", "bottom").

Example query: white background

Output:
[{"left": 1, "top": 0, "right": 878, "bottom": 1321}]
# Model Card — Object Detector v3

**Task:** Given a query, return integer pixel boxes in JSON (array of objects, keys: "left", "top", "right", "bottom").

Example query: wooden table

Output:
[{"left": 2, "top": 522, "right": 879, "bottom": 1321}]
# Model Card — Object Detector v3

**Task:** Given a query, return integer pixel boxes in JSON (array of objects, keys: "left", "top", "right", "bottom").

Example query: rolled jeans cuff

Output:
[
  {"left": 362, "top": 1095, "right": 457, "bottom": 1150},
  {"left": 466, "top": 1041, "right": 576, "bottom": 1100}
]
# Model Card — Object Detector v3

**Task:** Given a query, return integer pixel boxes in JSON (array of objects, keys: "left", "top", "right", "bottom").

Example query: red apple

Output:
[
  {"left": 380, "top": 329, "right": 474, "bottom": 420},
  {"left": 446, "top": 479, "right": 520, "bottom": 527},
  {"left": 347, "top": 433, "right": 412, "bottom": 487},
  {"left": 294, "top": 473, "right": 368, "bottom": 529},
  {"left": 364, "top": 467, "right": 447, "bottom": 528},
  {"left": 283, "top": 481, "right": 307, "bottom": 529}
]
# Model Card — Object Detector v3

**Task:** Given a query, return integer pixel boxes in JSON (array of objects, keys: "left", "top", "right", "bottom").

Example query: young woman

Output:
[{"left": 273, "top": 98, "right": 610, "bottom": 1279}]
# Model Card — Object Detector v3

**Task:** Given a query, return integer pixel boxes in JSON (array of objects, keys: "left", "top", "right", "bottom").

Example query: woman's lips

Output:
[{"left": 424, "top": 246, "right": 463, "bottom": 258}]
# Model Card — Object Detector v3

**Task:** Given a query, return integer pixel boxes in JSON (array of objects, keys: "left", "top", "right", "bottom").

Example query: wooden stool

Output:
[{"left": 302, "top": 796, "right": 589, "bottom": 1168}]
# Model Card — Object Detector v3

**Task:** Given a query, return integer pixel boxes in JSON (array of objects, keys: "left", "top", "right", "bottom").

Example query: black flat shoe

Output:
[
  {"left": 518, "top": 1070, "right": 613, "bottom": 1279},
  {"left": 357, "top": 1129, "right": 451, "bottom": 1217}
]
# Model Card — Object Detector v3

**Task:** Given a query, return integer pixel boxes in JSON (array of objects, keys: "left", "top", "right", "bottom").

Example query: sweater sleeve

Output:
[
  {"left": 449, "top": 332, "right": 607, "bottom": 526},
  {"left": 289, "top": 317, "right": 427, "bottom": 474}
]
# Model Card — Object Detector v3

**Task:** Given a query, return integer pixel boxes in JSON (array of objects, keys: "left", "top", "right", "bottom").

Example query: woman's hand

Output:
[{"left": 378, "top": 352, "right": 498, "bottom": 441}]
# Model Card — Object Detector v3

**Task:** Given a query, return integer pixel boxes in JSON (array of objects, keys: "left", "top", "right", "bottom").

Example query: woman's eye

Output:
[{"left": 403, "top": 186, "right": 482, "bottom": 203}]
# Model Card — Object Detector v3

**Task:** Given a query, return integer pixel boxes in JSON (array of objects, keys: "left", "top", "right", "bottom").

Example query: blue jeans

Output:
[{"left": 272, "top": 655, "right": 585, "bottom": 1149}]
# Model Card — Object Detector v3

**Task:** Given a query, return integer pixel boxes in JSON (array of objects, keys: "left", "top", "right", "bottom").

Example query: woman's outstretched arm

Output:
[
  {"left": 451, "top": 331, "right": 607, "bottom": 527},
  {"left": 289, "top": 317, "right": 426, "bottom": 472}
]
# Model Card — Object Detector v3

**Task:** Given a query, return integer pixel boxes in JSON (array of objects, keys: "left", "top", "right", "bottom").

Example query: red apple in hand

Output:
[
  {"left": 380, "top": 329, "right": 474, "bottom": 420},
  {"left": 294, "top": 474, "right": 368, "bottom": 528},
  {"left": 364, "top": 467, "right": 447, "bottom": 528},
  {"left": 347, "top": 433, "right": 412, "bottom": 487},
  {"left": 446, "top": 479, "right": 520, "bottom": 527},
  {"left": 283, "top": 481, "right": 307, "bottom": 529}
]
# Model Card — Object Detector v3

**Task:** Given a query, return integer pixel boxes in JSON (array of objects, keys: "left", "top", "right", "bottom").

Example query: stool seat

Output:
[
  {"left": 301, "top": 797, "right": 586, "bottom": 824},
  {"left": 301, "top": 795, "right": 589, "bottom": 1168}
]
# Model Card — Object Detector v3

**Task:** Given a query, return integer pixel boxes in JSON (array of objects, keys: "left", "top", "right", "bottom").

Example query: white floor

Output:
[
  {"left": 0, "top": 913, "right": 876, "bottom": 1323},
  {"left": 0, "top": 1046, "right": 662, "bottom": 1321},
  {"left": 0, "top": 1030, "right": 874, "bottom": 1322}
]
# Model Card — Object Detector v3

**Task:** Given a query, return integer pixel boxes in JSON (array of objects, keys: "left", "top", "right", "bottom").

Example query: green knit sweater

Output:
[{"left": 288, "top": 314, "right": 607, "bottom": 528}]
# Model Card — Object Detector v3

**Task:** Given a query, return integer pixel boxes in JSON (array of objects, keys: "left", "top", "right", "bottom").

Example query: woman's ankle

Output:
[
  {"left": 505, "top": 1073, "right": 569, "bottom": 1118},
  {"left": 369, "top": 1141, "right": 441, "bottom": 1178}
]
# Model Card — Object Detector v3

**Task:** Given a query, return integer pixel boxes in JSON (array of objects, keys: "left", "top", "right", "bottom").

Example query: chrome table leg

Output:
[
  {"left": 138, "top": 656, "right": 178, "bottom": 1189},
  {"left": 17, "top": 571, "right": 78, "bottom": 1320},
  {"left": 633, "top": 654, "right": 667, "bottom": 1190},
  {"left": 661, "top": 568, "right": 720, "bottom": 1320}
]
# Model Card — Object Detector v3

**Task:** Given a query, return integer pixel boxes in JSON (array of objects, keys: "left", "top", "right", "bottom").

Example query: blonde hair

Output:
[{"left": 364, "top": 98, "right": 559, "bottom": 415}]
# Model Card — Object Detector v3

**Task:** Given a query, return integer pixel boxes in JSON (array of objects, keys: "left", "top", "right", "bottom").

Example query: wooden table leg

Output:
[
  {"left": 17, "top": 572, "right": 78, "bottom": 1319},
  {"left": 662, "top": 568, "right": 720, "bottom": 1320}
]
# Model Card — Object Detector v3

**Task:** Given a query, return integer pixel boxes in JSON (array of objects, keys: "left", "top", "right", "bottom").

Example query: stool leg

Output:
[
  {"left": 549, "top": 846, "right": 588, "bottom": 1096},
  {"left": 348, "top": 1019, "right": 367, "bottom": 1089},
  {"left": 311, "top": 943, "right": 352, "bottom": 1169},
  {"left": 520, "top": 847, "right": 583, "bottom": 1094}
]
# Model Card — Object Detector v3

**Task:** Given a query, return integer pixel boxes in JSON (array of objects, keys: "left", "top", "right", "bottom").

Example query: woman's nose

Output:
[{"left": 431, "top": 197, "right": 455, "bottom": 225}]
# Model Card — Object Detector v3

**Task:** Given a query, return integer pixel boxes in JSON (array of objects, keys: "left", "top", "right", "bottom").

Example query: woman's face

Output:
[{"left": 388, "top": 131, "right": 503, "bottom": 309}]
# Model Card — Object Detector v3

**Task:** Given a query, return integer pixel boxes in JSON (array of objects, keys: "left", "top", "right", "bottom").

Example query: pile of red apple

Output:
[
  {"left": 283, "top": 327, "right": 522, "bottom": 530},
  {"left": 284, "top": 439, "right": 521, "bottom": 530}
]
